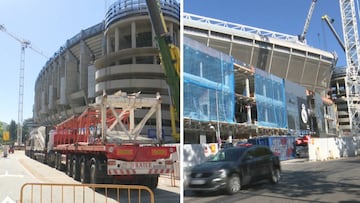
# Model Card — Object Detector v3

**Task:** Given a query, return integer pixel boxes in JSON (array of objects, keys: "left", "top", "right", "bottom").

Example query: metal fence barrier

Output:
[{"left": 20, "top": 183, "right": 154, "bottom": 203}]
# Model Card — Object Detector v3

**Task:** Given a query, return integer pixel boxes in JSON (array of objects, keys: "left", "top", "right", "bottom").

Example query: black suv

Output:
[{"left": 187, "top": 145, "right": 281, "bottom": 195}]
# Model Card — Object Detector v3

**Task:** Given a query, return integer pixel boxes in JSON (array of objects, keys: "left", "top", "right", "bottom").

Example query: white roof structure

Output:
[{"left": 183, "top": 13, "right": 336, "bottom": 93}]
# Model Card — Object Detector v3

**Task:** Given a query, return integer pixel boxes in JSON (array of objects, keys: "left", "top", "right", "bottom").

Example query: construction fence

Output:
[
  {"left": 20, "top": 183, "right": 154, "bottom": 203},
  {"left": 308, "top": 136, "right": 360, "bottom": 161}
]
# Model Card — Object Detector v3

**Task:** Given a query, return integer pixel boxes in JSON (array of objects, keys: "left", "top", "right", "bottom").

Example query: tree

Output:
[
  {"left": 0, "top": 121, "right": 3, "bottom": 143},
  {"left": 8, "top": 120, "right": 17, "bottom": 143}
]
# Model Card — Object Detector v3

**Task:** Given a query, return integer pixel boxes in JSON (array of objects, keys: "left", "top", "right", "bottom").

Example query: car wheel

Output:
[
  {"left": 270, "top": 167, "right": 281, "bottom": 184},
  {"left": 226, "top": 174, "right": 241, "bottom": 195}
]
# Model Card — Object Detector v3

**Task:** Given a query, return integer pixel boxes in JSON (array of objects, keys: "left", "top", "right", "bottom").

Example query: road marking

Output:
[
  {"left": 0, "top": 171, "right": 24, "bottom": 178},
  {"left": 1, "top": 196, "right": 15, "bottom": 203}
]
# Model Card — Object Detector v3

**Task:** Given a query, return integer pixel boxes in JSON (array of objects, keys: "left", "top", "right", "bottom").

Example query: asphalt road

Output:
[
  {"left": 0, "top": 150, "right": 180, "bottom": 203},
  {"left": 184, "top": 156, "right": 360, "bottom": 203}
]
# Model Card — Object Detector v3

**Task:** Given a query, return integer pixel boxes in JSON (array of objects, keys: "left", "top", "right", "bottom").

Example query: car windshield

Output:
[{"left": 208, "top": 148, "right": 246, "bottom": 162}]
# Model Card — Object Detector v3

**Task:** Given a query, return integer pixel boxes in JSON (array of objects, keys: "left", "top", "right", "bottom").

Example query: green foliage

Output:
[
  {"left": 0, "top": 121, "right": 2, "bottom": 135},
  {"left": 9, "top": 120, "right": 17, "bottom": 142}
]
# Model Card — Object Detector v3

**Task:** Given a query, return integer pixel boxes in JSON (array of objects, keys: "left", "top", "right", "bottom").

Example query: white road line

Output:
[{"left": 0, "top": 171, "right": 24, "bottom": 178}]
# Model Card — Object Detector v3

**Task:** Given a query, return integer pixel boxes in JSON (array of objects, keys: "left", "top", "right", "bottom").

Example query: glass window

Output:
[{"left": 208, "top": 148, "right": 246, "bottom": 162}]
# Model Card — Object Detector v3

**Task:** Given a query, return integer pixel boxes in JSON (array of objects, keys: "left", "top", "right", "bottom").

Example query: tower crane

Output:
[
  {"left": 339, "top": 0, "right": 360, "bottom": 135},
  {"left": 321, "top": 15, "right": 346, "bottom": 52},
  {"left": 0, "top": 24, "right": 48, "bottom": 145},
  {"left": 299, "top": 0, "right": 317, "bottom": 42}
]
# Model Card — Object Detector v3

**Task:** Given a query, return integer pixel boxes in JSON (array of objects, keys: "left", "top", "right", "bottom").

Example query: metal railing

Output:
[
  {"left": 105, "top": 0, "right": 180, "bottom": 29},
  {"left": 183, "top": 12, "right": 299, "bottom": 42},
  {"left": 20, "top": 183, "right": 154, "bottom": 203}
]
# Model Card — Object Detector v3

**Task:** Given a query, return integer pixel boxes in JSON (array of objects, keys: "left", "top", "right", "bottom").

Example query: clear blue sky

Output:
[
  {"left": 184, "top": 0, "right": 347, "bottom": 67},
  {"left": 0, "top": 0, "right": 349, "bottom": 125},
  {"left": 0, "top": 0, "right": 118, "bottom": 124}
]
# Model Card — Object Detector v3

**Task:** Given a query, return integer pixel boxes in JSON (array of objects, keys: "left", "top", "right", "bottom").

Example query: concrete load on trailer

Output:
[
  {"left": 25, "top": 126, "right": 46, "bottom": 160},
  {"left": 28, "top": 91, "right": 176, "bottom": 189}
]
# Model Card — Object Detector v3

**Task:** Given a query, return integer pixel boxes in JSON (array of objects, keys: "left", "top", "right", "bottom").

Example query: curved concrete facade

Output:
[
  {"left": 184, "top": 13, "right": 336, "bottom": 94},
  {"left": 330, "top": 67, "right": 352, "bottom": 134},
  {"left": 33, "top": 0, "right": 180, "bottom": 140}
]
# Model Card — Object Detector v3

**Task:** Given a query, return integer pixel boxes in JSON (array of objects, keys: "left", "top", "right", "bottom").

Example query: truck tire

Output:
[
  {"left": 144, "top": 175, "right": 159, "bottom": 190},
  {"left": 90, "top": 159, "right": 100, "bottom": 184},
  {"left": 54, "top": 153, "right": 59, "bottom": 169},
  {"left": 72, "top": 157, "right": 80, "bottom": 180},
  {"left": 80, "top": 157, "right": 90, "bottom": 183},
  {"left": 55, "top": 153, "right": 62, "bottom": 171},
  {"left": 66, "top": 156, "right": 73, "bottom": 177}
]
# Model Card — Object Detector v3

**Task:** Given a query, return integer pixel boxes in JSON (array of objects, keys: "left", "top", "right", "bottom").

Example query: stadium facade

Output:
[
  {"left": 33, "top": 0, "right": 180, "bottom": 141},
  {"left": 183, "top": 13, "right": 338, "bottom": 143}
]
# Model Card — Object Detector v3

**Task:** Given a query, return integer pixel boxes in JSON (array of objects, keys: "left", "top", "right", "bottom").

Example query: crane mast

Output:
[
  {"left": 0, "top": 24, "right": 48, "bottom": 145},
  {"left": 339, "top": 0, "right": 360, "bottom": 134},
  {"left": 146, "top": 0, "right": 180, "bottom": 141},
  {"left": 322, "top": 15, "right": 346, "bottom": 52},
  {"left": 299, "top": 0, "right": 317, "bottom": 42}
]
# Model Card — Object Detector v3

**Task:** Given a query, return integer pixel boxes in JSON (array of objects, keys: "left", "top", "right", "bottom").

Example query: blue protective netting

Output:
[
  {"left": 255, "top": 69, "right": 287, "bottom": 128},
  {"left": 183, "top": 37, "right": 235, "bottom": 123}
]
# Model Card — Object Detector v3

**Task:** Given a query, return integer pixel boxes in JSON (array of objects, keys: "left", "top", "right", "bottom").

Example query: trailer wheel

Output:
[
  {"left": 72, "top": 157, "right": 80, "bottom": 180},
  {"left": 145, "top": 175, "right": 159, "bottom": 190},
  {"left": 54, "top": 153, "right": 59, "bottom": 169},
  {"left": 90, "top": 159, "right": 100, "bottom": 184},
  {"left": 80, "top": 157, "right": 90, "bottom": 183},
  {"left": 66, "top": 155, "right": 73, "bottom": 177},
  {"left": 55, "top": 153, "right": 63, "bottom": 171}
]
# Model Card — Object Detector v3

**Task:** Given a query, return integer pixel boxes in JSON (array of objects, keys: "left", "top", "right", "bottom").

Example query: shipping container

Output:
[{"left": 248, "top": 136, "right": 296, "bottom": 160}]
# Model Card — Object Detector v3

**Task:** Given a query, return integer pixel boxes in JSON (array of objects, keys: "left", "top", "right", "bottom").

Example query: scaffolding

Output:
[{"left": 183, "top": 37, "right": 235, "bottom": 123}]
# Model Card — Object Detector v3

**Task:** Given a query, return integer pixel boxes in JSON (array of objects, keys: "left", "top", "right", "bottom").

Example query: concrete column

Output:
[
  {"left": 131, "top": 22, "right": 136, "bottom": 63},
  {"left": 106, "top": 34, "right": 111, "bottom": 54},
  {"left": 87, "top": 64, "right": 96, "bottom": 98},
  {"left": 65, "top": 50, "right": 78, "bottom": 98},
  {"left": 115, "top": 27, "right": 119, "bottom": 52},
  {"left": 245, "top": 78, "right": 252, "bottom": 124},
  {"left": 152, "top": 27, "right": 157, "bottom": 64},
  {"left": 168, "top": 23, "right": 173, "bottom": 40},
  {"left": 52, "top": 62, "right": 59, "bottom": 101},
  {"left": 43, "top": 69, "right": 49, "bottom": 111},
  {"left": 80, "top": 40, "right": 92, "bottom": 90},
  {"left": 56, "top": 58, "right": 62, "bottom": 98},
  {"left": 131, "top": 21, "right": 136, "bottom": 48},
  {"left": 152, "top": 26, "right": 156, "bottom": 47},
  {"left": 48, "top": 65, "right": 54, "bottom": 110},
  {"left": 324, "top": 106, "right": 329, "bottom": 134}
]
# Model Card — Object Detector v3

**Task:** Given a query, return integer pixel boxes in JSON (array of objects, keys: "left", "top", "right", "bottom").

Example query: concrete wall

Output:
[{"left": 308, "top": 136, "right": 360, "bottom": 161}]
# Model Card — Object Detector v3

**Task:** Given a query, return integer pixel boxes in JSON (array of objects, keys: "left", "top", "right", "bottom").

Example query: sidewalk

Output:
[
  {"left": 159, "top": 175, "right": 180, "bottom": 193},
  {"left": 281, "top": 158, "right": 309, "bottom": 165},
  {"left": 15, "top": 150, "right": 181, "bottom": 192}
]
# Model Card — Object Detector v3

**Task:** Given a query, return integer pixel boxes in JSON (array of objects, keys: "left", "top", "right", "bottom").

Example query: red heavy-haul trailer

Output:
[{"left": 28, "top": 91, "right": 176, "bottom": 189}]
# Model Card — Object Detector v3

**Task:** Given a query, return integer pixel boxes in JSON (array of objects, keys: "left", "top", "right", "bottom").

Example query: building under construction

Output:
[
  {"left": 183, "top": 13, "right": 338, "bottom": 143},
  {"left": 33, "top": 0, "right": 180, "bottom": 142}
]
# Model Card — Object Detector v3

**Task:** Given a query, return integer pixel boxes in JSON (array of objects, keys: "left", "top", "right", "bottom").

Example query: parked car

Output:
[
  {"left": 236, "top": 141, "right": 252, "bottom": 147},
  {"left": 187, "top": 145, "right": 281, "bottom": 195},
  {"left": 221, "top": 142, "right": 234, "bottom": 149}
]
